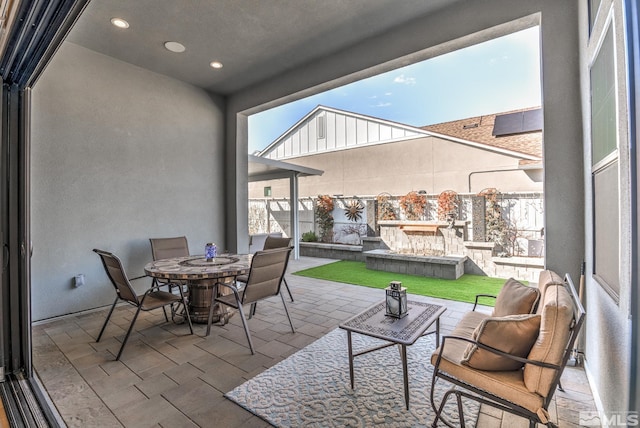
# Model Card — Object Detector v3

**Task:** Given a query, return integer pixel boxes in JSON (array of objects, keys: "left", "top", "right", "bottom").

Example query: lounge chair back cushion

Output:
[
  {"left": 492, "top": 278, "right": 540, "bottom": 317},
  {"left": 523, "top": 284, "right": 574, "bottom": 396},
  {"left": 462, "top": 314, "right": 541, "bottom": 371},
  {"left": 535, "top": 270, "right": 566, "bottom": 314}
]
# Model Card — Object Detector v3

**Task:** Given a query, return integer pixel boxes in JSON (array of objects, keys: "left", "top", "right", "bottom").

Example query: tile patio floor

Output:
[{"left": 32, "top": 257, "right": 598, "bottom": 427}]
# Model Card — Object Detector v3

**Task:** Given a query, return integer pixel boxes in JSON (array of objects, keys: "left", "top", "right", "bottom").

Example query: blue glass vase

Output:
[{"left": 205, "top": 243, "right": 217, "bottom": 261}]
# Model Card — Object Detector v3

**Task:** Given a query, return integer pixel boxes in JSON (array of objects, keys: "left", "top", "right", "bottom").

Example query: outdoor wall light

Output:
[
  {"left": 210, "top": 61, "right": 223, "bottom": 69},
  {"left": 385, "top": 281, "right": 407, "bottom": 318}
]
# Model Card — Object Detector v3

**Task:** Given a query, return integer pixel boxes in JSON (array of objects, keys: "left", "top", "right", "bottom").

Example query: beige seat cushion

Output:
[
  {"left": 431, "top": 338, "right": 544, "bottom": 415},
  {"left": 524, "top": 284, "right": 574, "bottom": 397},
  {"left": 461, "top": 314, "right": 541, "bottom": 371},
  {"left": 492, "top": 278, "right": 540, "bottom": 317}
]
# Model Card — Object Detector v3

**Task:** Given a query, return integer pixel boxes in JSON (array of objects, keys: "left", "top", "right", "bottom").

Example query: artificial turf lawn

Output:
[{"left": 293, "top": 260, "right": 506, "bottom": 305}]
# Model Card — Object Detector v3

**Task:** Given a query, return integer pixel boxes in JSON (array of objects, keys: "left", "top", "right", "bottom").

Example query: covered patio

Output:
[
  {"left": 0, "top": 0, "right": 635, "bottom": 425},
  {"left": 33, "top": 257, "right": 597, "bottom": 427}
]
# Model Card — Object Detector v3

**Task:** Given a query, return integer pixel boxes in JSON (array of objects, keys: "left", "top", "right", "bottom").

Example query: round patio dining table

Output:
[{"left": 144, "top": 253, "right": 252, "bottom": 324}]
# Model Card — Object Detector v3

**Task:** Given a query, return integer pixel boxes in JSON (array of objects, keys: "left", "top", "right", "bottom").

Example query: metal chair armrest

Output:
[
  {"left": 473, "top": 294, "right": 497, "bottom": 311},
  {"left": 435, "top": 335, "right": 561, "bottom": 371}
]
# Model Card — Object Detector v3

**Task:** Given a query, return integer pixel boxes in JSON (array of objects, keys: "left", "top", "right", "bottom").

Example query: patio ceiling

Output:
[
  {"left": 64, "top": 0, "right": 463, "bottom": 94},
  {"left": 248, "top": 155, "right": 323, "bottom": 182}
]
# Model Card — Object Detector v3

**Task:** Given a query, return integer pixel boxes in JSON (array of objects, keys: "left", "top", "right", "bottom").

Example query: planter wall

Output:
[{"left": 299, "top": 242, "right": 364, "bottom": 262}]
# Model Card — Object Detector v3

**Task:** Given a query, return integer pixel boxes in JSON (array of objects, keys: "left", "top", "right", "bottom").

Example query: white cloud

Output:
[
  {"left": 373, "top": 102, "right": 391, "bottom": 108},
  {"left": 393, "top": 74, "right": 416, "bottom": 85}
]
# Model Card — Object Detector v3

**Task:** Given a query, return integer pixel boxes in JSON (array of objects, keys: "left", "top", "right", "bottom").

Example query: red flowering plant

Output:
[
  {"left": 399, "top": 191, "right": 427, "bottom": 220},
  {"left": 437, "top": 190, "right": 459, "bottom": 226},
  {"left": 315, "top": 194, "right": 334, "bottom": 242}
]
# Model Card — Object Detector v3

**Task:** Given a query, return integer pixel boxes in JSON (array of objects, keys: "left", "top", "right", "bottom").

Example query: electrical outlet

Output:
[{"left": 74, "top": 274, "right": 85, "bottom": 287}]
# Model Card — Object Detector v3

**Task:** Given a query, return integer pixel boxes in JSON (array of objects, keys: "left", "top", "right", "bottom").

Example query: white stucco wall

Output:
[
  {"left": 30, "top": 42, "right": 226, "bottom": 320},
  {"left": 249, "top": 135, "right": 542, "bottom": 198},
  {"left": 580, "top": 0, "right": 634, "bottom": 415}
]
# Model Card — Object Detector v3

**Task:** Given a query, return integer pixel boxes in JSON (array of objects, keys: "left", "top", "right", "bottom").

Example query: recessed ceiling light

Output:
[
  {"left": 110, "top": 18, "right": 129, "bottom": 29},
  {"left": 210, "top": 61, "right": 223, "bottom": 69},
  {"left": 164, "top": 41, "right": 186, "bottom": 53}
]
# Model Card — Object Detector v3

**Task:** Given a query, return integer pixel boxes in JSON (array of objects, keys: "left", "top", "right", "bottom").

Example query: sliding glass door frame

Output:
[{"left": 0, "top": 0, "right": 89, "bottom": 424}]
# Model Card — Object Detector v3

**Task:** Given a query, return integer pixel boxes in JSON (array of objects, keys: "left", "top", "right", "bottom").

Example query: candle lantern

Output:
[
  {"left": 205, "top": 242, "right": 217, "bottom": 261},
  {"left": 385, "top": 280, "right": 408, "bottom": 318}
]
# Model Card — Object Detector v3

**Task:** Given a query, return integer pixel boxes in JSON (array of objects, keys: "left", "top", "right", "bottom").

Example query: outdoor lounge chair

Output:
[
  {"left": 205, "top": 247, "right": 295, "bottom": 354},
  {"left": 94, "top": 248, "right": 194, "bottom": 360},
  {"left": 429, "top": 272, "right": 585, "bottom": 427}
]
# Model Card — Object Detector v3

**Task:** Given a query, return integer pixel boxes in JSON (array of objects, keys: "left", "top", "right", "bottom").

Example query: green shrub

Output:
[{"left": 301, "top": 231, "right": 318, "bottom": 242}]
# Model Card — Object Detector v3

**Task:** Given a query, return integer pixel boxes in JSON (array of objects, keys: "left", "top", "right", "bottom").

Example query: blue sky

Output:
[{"left": 248, "top": 26, "right": 541, "bottom": 154}]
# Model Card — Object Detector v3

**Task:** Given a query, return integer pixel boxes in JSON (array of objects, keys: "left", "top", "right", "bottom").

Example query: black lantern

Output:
[{"left": 386, "top": 281, "right": 408, "bottom": 318}]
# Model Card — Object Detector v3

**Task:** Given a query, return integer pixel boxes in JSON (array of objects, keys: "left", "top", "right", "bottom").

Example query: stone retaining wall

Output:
[
  {"left": 364, "top": 249, "right": 467, "bottom": 280},
  {"left": 299, "top": 238, "right": 543, "bottom": 282},
  {"left": 299, "top": 242, "right": 364, "bottom": 262}
]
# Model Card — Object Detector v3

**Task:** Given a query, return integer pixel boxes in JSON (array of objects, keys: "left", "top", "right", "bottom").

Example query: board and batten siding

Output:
[{"left": 265, "top": 109, "right": 422, "bottom": 160}]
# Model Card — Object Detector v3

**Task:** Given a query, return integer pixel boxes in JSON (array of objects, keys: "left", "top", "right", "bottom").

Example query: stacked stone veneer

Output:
[
  {"left": 378, "top": 221, "right": 468, "bottom": 256},
  {"left": 463, "top": 241, "right": 544, "bottom": 283}
]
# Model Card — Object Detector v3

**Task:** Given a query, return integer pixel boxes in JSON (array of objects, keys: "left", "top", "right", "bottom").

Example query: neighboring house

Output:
[{"left": 249, "top": 106, "right": 543, "bottom": 199}]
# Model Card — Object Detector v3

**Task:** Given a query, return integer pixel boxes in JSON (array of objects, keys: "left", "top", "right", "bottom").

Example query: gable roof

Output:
[
  {"left": 257, "top": 105, "right": 424, "bottom": 158},
  {"left": 421, "top": 107, "right": 542, "bottom": 159},
  {"left": 257, "top": 105, "right": 542, "bottom": 163}
]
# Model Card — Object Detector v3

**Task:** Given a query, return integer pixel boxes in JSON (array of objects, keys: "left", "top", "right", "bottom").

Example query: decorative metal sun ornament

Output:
[{"left": 344, "top": 200, "right": 364, "bottom": 222}]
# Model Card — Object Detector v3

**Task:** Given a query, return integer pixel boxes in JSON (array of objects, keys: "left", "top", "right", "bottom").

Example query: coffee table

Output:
[{"left": 339, "top": 300, "right": 446, "bottom": 410}]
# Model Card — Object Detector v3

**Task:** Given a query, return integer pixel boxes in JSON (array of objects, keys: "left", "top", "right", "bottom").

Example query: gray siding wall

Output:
[{"left": 30, "top": 42, "right": 226, "bottom": 320}]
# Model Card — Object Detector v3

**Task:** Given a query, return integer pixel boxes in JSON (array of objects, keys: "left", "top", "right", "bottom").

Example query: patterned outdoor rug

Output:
[{"left": 225, "top": 328, "right": 479, "bottom": 427}]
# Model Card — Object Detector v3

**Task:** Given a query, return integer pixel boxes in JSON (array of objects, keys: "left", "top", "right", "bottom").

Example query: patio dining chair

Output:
[
  {"left": 94, "top": 249, "right": 193, "bottom": 360},
  {"left": 149, "top": 236, "right": 190, "bottom": 321},
  {"left": 262, "top": 236, "right": 294, "bottom": 302},
  {"left": 205, "top": 247, "right": 295, "bottom": 354},
  {"left": 149, "top": 236, "right": 189, "bottom": 260},
  {"left": 238, "top": 235, "right": 294, "bottom": 319}
]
